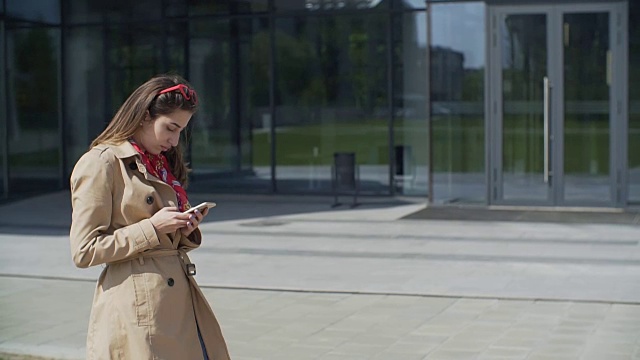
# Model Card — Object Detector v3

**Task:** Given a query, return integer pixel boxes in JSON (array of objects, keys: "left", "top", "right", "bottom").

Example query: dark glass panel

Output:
[
  {"left": 189, "top": 0, "right": 268, "bottom": 15},
  {"left": 64, "top": 26, "right": 106, "bottom": 175},
  {"left": 104, "top": 0, "right": 161, "bottom": 21},
  {"left": 275, "top": 0, "right": 387, "bottom": 12},
  {"left": 0, "top": 18, "right": 5, "bottom": 196},
  {"left": 274, "top": 14, "right": 389, "bottom": 194},
  {"left": 165, "top": 0, "right": 188, "bottom": 17},
  {"left": 6, "top": 0, "right": 59, "bottom": 24},
  {"left": 629, "top": 1, "right": 640, "bottom": 202},
  {"left": 188, "top": 17, "right": 271, "bottom": 193},
  {"left": 6, "top": 25, "right": 61, "bottom": 194},
  {"left": 430, "top": 2, "right": 485, "bottom": 203},
  {"left": 106, "top": 23, "right": 187, "bottom": 116},
  {"left": 394, "top": 0, "right": 425, "bottom": 10},
  {"left": 63, "top": 0, "right": 103, "bottom": 24},
  {"left": 392, "top": 11, "right": 428, "bottom": 195},
  {"left": 563, "top": 12, "right": 610, "bottom": 202},
  {"left": 500, "top": 13, "right": 548, "bottom": 202}
]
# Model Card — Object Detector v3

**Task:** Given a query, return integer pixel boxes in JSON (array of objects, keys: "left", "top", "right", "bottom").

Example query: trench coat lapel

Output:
[
  {"left": 112, "top": 141, "right": 179, "bottom": 204},
  {"left": 112, "top": 141, "right": 182, "bottom": 247}
]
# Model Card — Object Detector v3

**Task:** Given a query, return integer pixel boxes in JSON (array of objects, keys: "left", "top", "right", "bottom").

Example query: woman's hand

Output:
[
  {"left": 180, "top": 208, "right": 208, "bottom": 237},
  {"left": 149, "top": 207, "right": 192, "bottom": 234}
]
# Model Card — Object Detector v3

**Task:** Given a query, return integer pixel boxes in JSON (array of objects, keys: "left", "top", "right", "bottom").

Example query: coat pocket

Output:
[{"left": 131, "top": 273, "right": 151, "bottom": 326}]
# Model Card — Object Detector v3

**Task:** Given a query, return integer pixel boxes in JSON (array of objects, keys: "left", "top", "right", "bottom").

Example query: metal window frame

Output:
[{"left": 1, "top": 0, "right": 7, "bottom": 198}]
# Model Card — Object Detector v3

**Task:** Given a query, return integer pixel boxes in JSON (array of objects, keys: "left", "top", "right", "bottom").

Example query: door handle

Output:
[{"left": 543, "top": 76, "right": 551, "bottom": 184}]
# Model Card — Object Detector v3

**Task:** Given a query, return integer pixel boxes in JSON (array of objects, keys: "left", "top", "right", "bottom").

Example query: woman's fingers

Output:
[{"left": 172, "top": 208, "right": 206, "bottom": 233}]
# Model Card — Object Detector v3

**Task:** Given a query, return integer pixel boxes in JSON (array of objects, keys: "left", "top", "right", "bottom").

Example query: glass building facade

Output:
[{"left": 0, "top": 0, "right": 637, "bottom": 208}]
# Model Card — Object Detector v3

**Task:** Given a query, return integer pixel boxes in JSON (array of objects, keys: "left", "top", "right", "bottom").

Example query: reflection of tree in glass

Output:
[
  {"left": 251, "top": 16, "right": 386, "bottom": 111},
  {"left": 349, "top": 30, "right": 372, "bottom": 109},
  {"left": 15, "top": 28, "right": 57, "bottom": 129},
  {"left": 250, "top": 29, "right": 314, "bottom": 106}
]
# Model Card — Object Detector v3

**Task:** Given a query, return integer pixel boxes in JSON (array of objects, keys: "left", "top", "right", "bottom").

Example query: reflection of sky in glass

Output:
[
  {"left": 431, "top": 2, "right": 485, "bottom": 68},
  {"left": 402, "top": 0, "right": 426, "bottom": 9},
  {"left": 7, "top": 0, "right": 60, "bottom": 24}
]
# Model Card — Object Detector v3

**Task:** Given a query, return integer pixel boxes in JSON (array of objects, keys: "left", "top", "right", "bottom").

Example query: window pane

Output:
[
  {"left": 64, "top": 26, "right": 105, "bottom": 175},
  {"left": 189, "top": 0, "right": 268, "bottom": 15},
  {"left": 394, "top": 0, "right": 425, "bottom": 10},
  {"left": 393, "top": 11, "right": 428, "bottom": 195},
  {"left": 6, "top": 25, "right": 61, "bottom": 193},
  {"left": 63, "top": 0, "right": 103, "bottom": 24},
  {"left": 629, "top": 1, "right": 640, "bottom": 202},
  {"left": 0, "top": 19, "right": 5, "bottom": 197},
  {"left": 563, "top": 12, "right": 610, "bottom": 202},
  {"left": 431, "top": 2, "right": 485, "bottom": 204},
  {"left": 274, "top": 14, "right": 389, "bottom": 194},
  {"left": 7, "top": 0, "right": 59, "bottom": 24},
  {"left": 107, "top": 23, "right": 187, "bottom": 115},
  {"left": 188, "top": 18, "right": 271, "bottom": 193},
  {"left": 104, "top": 0, "right": 161, "bottom": 21},
  {"left": 500, "top": 14, "right": 548, "bottom": 202}
]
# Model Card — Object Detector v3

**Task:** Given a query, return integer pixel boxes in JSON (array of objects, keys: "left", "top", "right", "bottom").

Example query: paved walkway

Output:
[{"left": 1, "top": 191, "right": 640, "bottom": 359}]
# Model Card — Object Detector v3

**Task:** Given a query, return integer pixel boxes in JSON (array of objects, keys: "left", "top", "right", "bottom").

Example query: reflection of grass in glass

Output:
[
  {"left": 260, "top": 120, "right": 391, "bottom": 166},
  {"left": 564, "top": 116, "right": 610, "bottom": 175},
  {"left": 431, "top": 116, "right": 484, "bottom": 172},
  {"left": 502, "top": 115, "right": 543, "bottom": 173},
  {"left": 190, "top": 135, "right": 232, "bottom": 167},
  {"left": 250, "top": 117, "right": 485, "bottom": 172},
  {"left": 502, "top": 115, "right": 612, "bottom": 175},
  {"left": 190, "top": 115, "right": 624, "bottom": 176},
  {"left": 245, "top": 114, "right": 617, "bottom": 175}
]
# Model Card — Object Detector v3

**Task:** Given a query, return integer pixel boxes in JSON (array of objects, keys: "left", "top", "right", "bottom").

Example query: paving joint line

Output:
[
  {"left": 1, "top": 273, "right": 639, "bottom": 306},
  {"left": 210, "top": 230, "right": 639, "bottom": 246},
  {"left": 199, "top": 247, "right": 640, "bottom": 265}
]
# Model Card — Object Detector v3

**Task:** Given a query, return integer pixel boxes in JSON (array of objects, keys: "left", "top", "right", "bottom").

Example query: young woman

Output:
[{"left": 69, "top": 74, "right": 230, "bottom": 359}]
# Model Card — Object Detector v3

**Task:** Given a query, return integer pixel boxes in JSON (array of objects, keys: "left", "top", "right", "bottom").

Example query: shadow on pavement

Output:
[
  {"left": 403, "top": 206, "right": 640, "bottom": 225},
  {"left": 0, "top": 191, "right": 418, "bottom": 236}
]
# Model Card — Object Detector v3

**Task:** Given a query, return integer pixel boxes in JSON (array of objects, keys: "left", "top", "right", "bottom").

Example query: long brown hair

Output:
[{"left": 91, "top": 74, "right": 198, "bottom": 187}]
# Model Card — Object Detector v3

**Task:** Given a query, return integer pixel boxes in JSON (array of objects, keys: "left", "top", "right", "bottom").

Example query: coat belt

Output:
[{"left": 107, "top": 249, "right": 196, "bottom": 276}]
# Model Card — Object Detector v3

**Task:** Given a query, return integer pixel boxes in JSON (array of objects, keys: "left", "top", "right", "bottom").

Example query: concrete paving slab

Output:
[
  {"left": 2, "top": 191, "right": 640, "bottom": 359},
  {"left": 3, "top": 276, "right": 640, "bottom": 359}
]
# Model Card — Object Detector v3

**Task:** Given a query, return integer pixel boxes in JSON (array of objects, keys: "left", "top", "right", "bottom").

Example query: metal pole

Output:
[
  {"left": 59, "top": 0, "right": 67, "bottom": 188},
  {"left": 1, "top": 3, "right": 8, "bottom": 198},
  {"left": 269, "top": 0, "right": 277, "bottom": 193},
  {"left": 387, "top": 7, "right": 395, "bottom": 195},
  {"left": 426, "top": 2, "right": 433, "bottom": 204}
]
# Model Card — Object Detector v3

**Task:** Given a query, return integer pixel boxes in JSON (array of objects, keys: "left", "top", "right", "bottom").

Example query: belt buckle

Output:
[{"left": 186, "top": 263, "right": 196, "bottom": 276}]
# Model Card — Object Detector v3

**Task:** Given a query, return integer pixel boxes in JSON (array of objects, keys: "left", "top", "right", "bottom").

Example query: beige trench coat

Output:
[{"left": 69, "top": 141, "right": 230, "bottom": 360}]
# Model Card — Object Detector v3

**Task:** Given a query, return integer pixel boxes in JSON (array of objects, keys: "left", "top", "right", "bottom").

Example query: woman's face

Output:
[{"left": 133, "top": 109, "right": 193, "bottom": 155}]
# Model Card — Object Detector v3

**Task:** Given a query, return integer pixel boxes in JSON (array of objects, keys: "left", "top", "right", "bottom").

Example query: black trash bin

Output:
[
  {"left": 394, "top": 145, "right": 415, "bottom": 191},
  {"left": 332, "top": 152, "right": 359, "bottom": 207}
]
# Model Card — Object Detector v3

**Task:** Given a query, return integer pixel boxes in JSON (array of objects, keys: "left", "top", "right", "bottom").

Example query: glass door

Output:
[
  {"left": 494, "top": 10, "right": 551, "bottom": 204},
  {"left": 562, "top": 10, "right": 614, "bottom": 204},
  {"left": 489, "top": 3, "right": 627, "bottom": 207}
]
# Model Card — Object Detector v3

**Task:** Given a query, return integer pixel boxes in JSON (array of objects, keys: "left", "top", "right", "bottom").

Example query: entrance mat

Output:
[{"left": 402, "top": 206, "right": 640, "bottom": 225}]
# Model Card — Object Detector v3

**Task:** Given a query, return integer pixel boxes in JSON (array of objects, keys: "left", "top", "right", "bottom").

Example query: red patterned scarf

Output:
[{"left": 129, "top": 140, "right": 190, "bottom": 212}]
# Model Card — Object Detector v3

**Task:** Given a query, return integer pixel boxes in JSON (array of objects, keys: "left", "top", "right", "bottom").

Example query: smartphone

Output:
[{"left": 183, "top": 202, "right": 217, "bottom": 214}]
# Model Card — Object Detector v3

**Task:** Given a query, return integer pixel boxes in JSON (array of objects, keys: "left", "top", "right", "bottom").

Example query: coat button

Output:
[
  {"left": 167, "top": 278, "right": 174, "bottom": 287},
  {"left": 128, "top": 162, "right": 137, "bottom": 170},
  {"left": 146, "top": 196, "right": 154, "bottom": 205}
]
